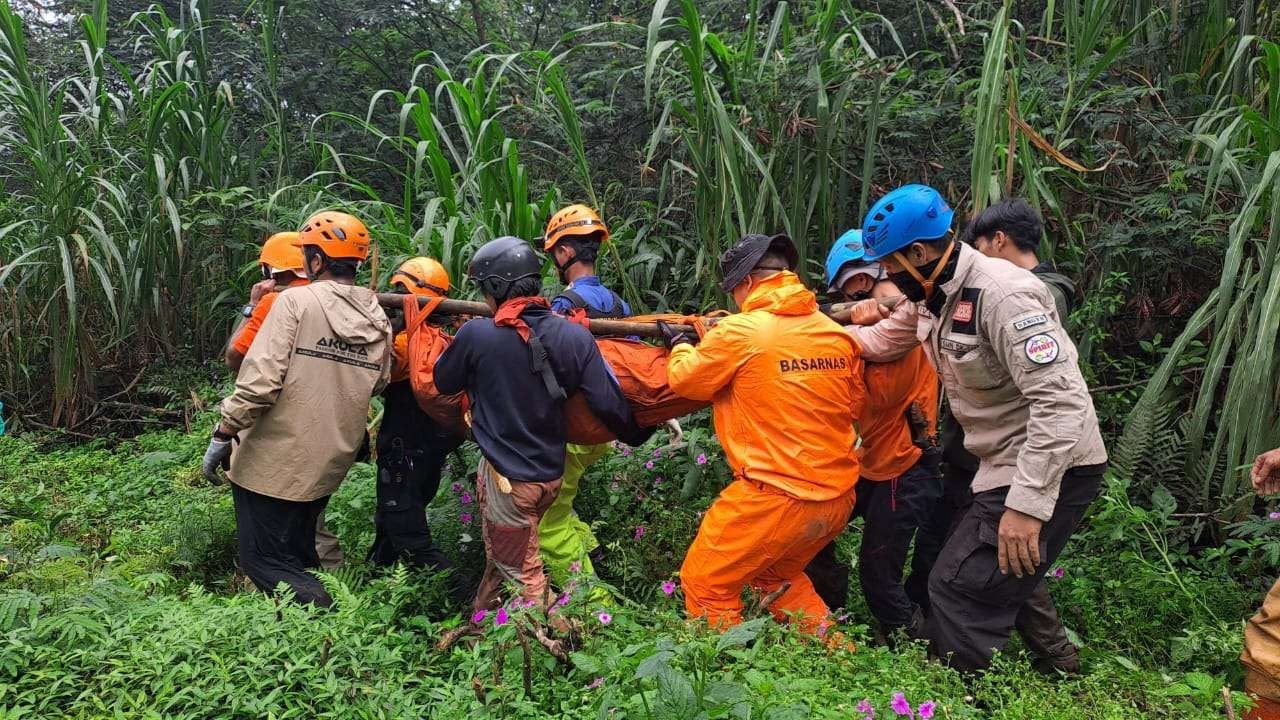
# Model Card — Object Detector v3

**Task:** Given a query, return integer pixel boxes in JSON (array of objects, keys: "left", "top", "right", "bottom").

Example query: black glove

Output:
[
  {"left": 656, "top": 320, "right": 697, "bottom": 350},
  {"left": 387, "top": 308, "right": 407, "bottom": 334}
]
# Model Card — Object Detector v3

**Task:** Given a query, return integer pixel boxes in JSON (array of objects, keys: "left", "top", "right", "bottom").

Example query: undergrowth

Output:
[{"left": 0, "top": 405, "right": 1263, "bottom": 718}]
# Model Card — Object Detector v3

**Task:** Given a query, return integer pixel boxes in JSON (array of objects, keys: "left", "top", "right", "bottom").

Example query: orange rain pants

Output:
[{"left": 681, "top": 478, "right": 856, "bottom": 634}]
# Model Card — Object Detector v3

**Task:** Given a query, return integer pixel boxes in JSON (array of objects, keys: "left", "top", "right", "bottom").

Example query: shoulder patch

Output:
[
  {"left": 1013, "top": 314, "right": 1048, "bottom": 331},
  {"left": 1024, "top": 334, "right": 1060, "bottom": 365}
]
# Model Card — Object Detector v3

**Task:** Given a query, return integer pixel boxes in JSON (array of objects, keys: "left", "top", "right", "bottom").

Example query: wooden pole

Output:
[{"left": 375, "top": 294, "right": 905, "bottom": 339}]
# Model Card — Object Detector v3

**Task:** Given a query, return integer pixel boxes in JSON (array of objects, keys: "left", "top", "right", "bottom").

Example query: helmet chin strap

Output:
[
  {"left": 892, "top": 240, "right": 955, "bottom": 300},
  {"left": 554, "top": 251, "right": 582, "bottom": 283}
]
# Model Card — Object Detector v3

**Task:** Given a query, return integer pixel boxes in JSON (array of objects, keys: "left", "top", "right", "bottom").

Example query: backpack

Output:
[
  {"left": 557, "top": 287, "right": 627, "bottom": 319},
  {"left": 400, "top": 295, "right": 467, "bottom": 436}
]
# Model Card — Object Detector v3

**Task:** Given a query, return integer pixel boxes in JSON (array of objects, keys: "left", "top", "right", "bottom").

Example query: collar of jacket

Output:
[
  {"left": 567, "top": 275, "right": 602, "bottom": 289},
  {"left": 740, "top": 271, "right": 818, "bottom": 316}
]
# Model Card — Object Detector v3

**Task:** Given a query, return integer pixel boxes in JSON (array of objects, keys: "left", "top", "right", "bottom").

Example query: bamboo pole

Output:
[{"left": 375, "top": 294, "right": 905, "bottom": 338}]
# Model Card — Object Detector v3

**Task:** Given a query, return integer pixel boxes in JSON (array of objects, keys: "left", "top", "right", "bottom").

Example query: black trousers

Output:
[
  {"left": 908, "top": 458, "right": 975, "bottom": 612},
  {"left": 232, "top": 483, "right": 333, "bottom": 607},
  {"left": 915, "top": 460, "right": 1083, "bottom": 670},
  {"left": 368, "top": 382, "right": 463, "bottom": 578},
  {"left": 925, "top": 465, "right": 1104, "bottom": 672},
  {"left": 805, "top": 450, "right": 942, "bottom": 632}
]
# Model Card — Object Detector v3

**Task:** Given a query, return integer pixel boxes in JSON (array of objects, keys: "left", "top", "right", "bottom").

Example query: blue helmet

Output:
[
  {"left": 824, "top": 229, "right": 865, "bottom": 290},
  {"left": 861, "top": 184, "right": 954, "bottom": 261}
]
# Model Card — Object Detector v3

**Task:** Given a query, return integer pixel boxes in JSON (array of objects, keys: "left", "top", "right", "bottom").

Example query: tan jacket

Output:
[
  {"left": 849, "top": 243, "right": 1107, "bottom": 521},
  {"left": 222, "top": 281, "right": 392, "bottom": 502}
]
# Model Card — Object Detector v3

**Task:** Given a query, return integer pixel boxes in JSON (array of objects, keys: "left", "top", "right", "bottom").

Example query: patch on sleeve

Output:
[
  {"left": 1023, "top": 334, "right": 1060, "bottom": 364},
  {"left": 952, "top": 301, "right": 974, "bottom": 323},
  {"left": 1013, "top": 314, "right": 1049, "bottom": 331}
]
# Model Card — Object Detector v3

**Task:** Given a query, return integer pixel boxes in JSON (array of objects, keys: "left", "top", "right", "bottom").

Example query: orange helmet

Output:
[
  {"left": 258, "top": 232, "right": 305, "bottom": 273},
  {"left": 293, "top": 211, "right": 371, "bottom": 261},
  {"left": 390, "top": 256, "right": 450, "bottom": 297},
  {"left": 543, "top": 204, "right": 609, "bottom": 251}
]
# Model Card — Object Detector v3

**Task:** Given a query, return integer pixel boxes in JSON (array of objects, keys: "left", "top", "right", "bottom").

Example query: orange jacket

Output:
[
  {"left": 667, "top": 272, "right": 865, "bottom": 501},
  {"left": 858, "top": 347, "right": 938, "bottom": 481},
  {"left": 391, "top": 332, "right": 410, "bottom": 383},
  {"left": 231, "top": 277, "right": 311, "bottom": 356}
]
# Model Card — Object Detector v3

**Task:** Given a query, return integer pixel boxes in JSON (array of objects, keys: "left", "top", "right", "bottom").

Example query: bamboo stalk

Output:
[{"left": 376, "top": 294, "right": 906, "bottom": 338}]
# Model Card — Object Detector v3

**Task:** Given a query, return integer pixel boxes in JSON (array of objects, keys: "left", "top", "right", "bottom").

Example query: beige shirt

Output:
[
  {"left": 222, "top": 281, "right": 392, "bottom": 502},
  {"left": 849, "top": 243, "right": 1107, "bottom": 521}
]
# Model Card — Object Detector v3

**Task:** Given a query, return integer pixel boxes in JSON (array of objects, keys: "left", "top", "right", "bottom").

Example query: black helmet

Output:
[
  {"left": 468, "top": 236, "right": 543, "bottom": 301},
  {"left": 719, "top": 233, "right": 798, "bottom": 292}
]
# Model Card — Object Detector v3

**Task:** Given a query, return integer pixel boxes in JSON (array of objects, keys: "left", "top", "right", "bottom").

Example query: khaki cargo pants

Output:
[{"left": 1244, "top": 578, "right": 1280, "bottom": 719}]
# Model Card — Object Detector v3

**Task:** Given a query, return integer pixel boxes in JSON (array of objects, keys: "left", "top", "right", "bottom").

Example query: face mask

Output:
[{"left": 888, "top": 241, "right": 956, "bottom": 302}]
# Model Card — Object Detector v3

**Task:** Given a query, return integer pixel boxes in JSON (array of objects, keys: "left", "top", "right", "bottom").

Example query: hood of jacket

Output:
[
  {"left": 740, "top": 271, "right": 819, "bottom": 316},
  {"left": 295, "top": 281, "right": 390, "bottom": 344}
]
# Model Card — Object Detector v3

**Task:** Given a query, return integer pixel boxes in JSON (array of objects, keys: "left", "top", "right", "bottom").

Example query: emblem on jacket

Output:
[{"left": 1024, "top": 334, "right": 1060, "bottom": 364}]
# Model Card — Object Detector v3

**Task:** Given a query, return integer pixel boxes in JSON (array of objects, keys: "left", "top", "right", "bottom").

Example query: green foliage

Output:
[{"left": 0, "top": 409, "right": 1262, "bottom": 718}]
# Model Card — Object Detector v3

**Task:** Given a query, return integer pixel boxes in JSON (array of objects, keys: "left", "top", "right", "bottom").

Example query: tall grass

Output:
[
  {"left": 1118, "top": 35, "right": 1280, "bottom": 513},
  {"left": 0, "top": 0, "right": 252, "bottom": 424},
  {"left": 640, "top": 0, "right": 898, "bottom": 305}
]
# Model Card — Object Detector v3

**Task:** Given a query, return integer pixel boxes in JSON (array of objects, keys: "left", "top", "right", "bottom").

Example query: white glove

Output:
[
  {"left": 202, "top": 437, "right": 233, "bottom": 486},
  {"left": 665, "top": 418, "right": 684, "bottom": 446}
]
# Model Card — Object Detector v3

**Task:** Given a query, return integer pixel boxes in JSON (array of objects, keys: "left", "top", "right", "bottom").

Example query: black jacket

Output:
[{"left": 434, "top": 304, "right": 651, "bottom": 481}]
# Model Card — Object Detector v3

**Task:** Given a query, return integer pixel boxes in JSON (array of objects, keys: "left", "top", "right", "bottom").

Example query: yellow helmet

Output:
[
  {"left": 390, "top": 257, "right": 450, "bottom": 298},
  {"left": 543, "top": 204, "right": 609, "bottom": 251}
]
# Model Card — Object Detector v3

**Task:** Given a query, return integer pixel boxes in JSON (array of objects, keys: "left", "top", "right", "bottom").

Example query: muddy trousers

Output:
[
  {"left": 473, "top": 459, "right": 562, "bottom": 613},
  {"left": 681, "top": 479, "right": 856, "bottom": 634},
  {"left": 232, "top": 483, "right": 333, "bottom": 608},
  {"left": 925, "top": 465, "right": 1103, "bottom": 672},
  {"left": 314, "top": 516, "right": 343, "bottom": 569},
  {"left": 1243, "top": 577, "right": 1280, "bottom": 719},
  {"left": 538, "top": 442, "right": 610, "bottom": 585},
  {"left": 915, "top": 462, "right": 1081, "bottom": 670},
  {"left": 805, "top": 452, "right": 942, "bottom": 635}
]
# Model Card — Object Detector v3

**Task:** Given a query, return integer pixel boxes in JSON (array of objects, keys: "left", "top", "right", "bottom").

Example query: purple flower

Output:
[
  {"left": 556, "top": 593, "right": 570, "bottom": 607},
  {"left": 634, "top": 525, "right": 646, "bottom": 541},
  {"left": 460, "top": 512, "right": 472, "bottom": 524},
  {"left": 661, "top": 580, "right": 676, "bottom": 596},
  {"left": 460, "top": 491, "right": 473, "bottom": 505},
  {"left": 451, "top": 482, "right": 464, "bottom": 494},
  {"left": 695, "top": 453, "right": 708, "bottom": 465},
  {"left": 569, "top": 560, "right": 582, "bottom": 574},
  {"left": 494, "top": 608, "right": 509, "bottom": 626},
  {"left": 621, "top": 447, "right": 632, "bottom": 457},
  {"left": 653, "top": 448, "right": 663, "bottom": 458},
  {"left": 471, "top": 609, "right": 488, "bottom": 623},
  {"left": 597, "top": 611, "right": 612, "bottom": 625},
  {"left": 1050, "top": 567, "right": 1065, "bottom": 578},
  {"left": 586, "top": 677, "right": 604, "bottom": 690},
  {"left": 645, "top": 460, "right": 655, "bottom": 470},
  {"left": 1270, "top": 511, "right": 1280, "bottom": 520},
  {"left": 654, "top": 476, "right": 664, "bottom": 486},
  {"left": 891, "top": 692, "right": 912, "bottom": 717},
  {"left": 918, "top": 701, "right": 936, "bottom": 719},
  {"left": 857, "top": 699, "right": 875, "bottom": 719}
]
